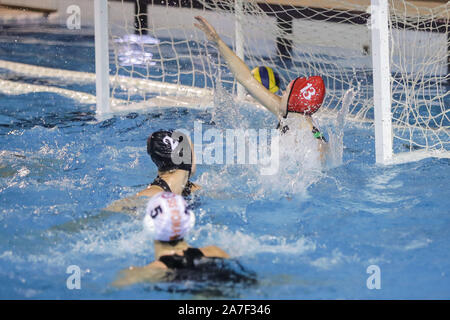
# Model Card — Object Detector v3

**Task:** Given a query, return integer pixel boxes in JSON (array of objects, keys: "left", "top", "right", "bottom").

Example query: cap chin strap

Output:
[
  {"left": 181, "top": 148, "right": 194, "bottom": 178},
  {"left": 173, "top": 144, "right": 193, "bottom": 176}
]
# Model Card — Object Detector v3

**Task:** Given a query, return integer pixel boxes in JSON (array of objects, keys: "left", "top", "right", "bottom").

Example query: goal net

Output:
[{"left": 106, "top": 0, "right": 449, "bottom": 164}]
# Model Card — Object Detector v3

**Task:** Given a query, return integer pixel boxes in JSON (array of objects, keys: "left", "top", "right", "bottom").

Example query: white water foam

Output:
[{"left": 190, "top": 223, "right": 316, "bottom": 258}]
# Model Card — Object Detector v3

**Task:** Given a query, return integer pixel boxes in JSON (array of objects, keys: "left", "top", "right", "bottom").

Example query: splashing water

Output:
[
  {"left": 2, "top": 26, "right": 450, "bottom": 300},
  {"left": 197, "top": 83, "right": 349, "bottom": 199},
  {"left": 326, "top": 88, "right": 357, "bottom": 168}
]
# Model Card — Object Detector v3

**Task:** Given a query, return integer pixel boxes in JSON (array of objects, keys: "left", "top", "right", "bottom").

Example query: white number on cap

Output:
[{"left": 300, "top": 83, "right": 316, "bottom": 101}]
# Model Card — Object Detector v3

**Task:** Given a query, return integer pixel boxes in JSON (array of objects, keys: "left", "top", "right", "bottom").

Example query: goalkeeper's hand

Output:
[{"left": 194, "top": 16, "right": 220, "bottom": 43}]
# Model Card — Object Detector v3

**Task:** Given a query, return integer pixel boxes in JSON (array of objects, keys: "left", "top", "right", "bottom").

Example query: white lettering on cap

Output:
[{"left": 163, "top": 136, "right": 179, "bottom": 151}]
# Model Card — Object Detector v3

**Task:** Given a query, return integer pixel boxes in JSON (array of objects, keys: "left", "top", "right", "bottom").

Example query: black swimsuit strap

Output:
[
  {"left": 150, "top": 176, "right": 172, "bottom": 192},
  {"left": 150, "top": 176, "right": 194, "bottom": 197},
  {"left": 311, "top": 126, "right": 327, "bottom": 142},
  {"left": 276, "top": 121, "right": 290, "bottom": 134},
  {"left": 276, "top": 121, "right": 327, "bottom": 142},
  {"left": 182, "top": 181, "right": 194, "bottom": 197}
]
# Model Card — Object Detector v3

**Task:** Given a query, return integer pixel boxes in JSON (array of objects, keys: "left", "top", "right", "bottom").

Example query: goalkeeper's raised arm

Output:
[
  {"left": 194, "top": 16, "right": 329, "bottom": 159},
  {"left": 194, "top": 16, "right": 283, "bottom": 117}
]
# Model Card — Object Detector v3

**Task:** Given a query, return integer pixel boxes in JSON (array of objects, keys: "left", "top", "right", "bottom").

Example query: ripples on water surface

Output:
[{"left": 0, "top": 23, "right": 449, "bottom": 299}]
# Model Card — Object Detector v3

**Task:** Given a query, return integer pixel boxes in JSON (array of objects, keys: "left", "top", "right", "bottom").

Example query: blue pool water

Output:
[{"left": 0, "top": 23, "right": 449, "bottom": 299}]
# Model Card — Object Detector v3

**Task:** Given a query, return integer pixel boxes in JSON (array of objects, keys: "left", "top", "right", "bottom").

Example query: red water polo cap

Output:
[{"left": 286, "top": 76, "right": 325, "bottom": 115}]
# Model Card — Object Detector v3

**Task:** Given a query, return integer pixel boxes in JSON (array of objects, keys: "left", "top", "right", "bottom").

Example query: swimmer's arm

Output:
[
  {"left": 111, "top": 262, "right": 168, "bottom": 288},
  {"left": 102, "top": 185, "right": 164, "bottom": 214},
  {"left": 305, "top": 116, "right": 328, "bottom": 162},
  {"left": 102, "top": 195, "right": 147, "bottom": 214},
  {"left": 194, "top": 16, "right": 283, "bottom": 117},
  {"left": 200, "top": 245, "right": 230, "bottom": 259},
  {"left": 103, "top": 182, "right": 201, "bottom": 214},
  {"left": 318, "top": 139, "right": 328, "bottom": 163}
]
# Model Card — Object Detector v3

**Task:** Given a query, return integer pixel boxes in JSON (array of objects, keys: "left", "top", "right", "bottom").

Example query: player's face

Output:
[
  {"left": 285, "top": 81, "right": 294, "bottom": 94},
  {"left": 280, "top": 81, "right": 293, "bottom": 114}
]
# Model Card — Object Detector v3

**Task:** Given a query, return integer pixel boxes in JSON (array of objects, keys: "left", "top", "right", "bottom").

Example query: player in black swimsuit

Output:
[
  {"left": 103, "top": 129, "right": 200, "bottom": 213},
  {"left": 112, "top": 192, "right": 256, "bottom": 288},
  {"left": 194, "top": 16, "right": 329, "bottom": 162},
  {"left": 139, "top": 129, "right": 200, "bottom": 197}
]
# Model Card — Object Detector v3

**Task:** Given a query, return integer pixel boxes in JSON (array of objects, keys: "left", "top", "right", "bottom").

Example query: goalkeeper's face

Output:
[
  {"left": 279, "top": 81, "right": 293, "bottom": 115},
  {"left": 281, "top": 81, "right": 293, "bottom": 97}
]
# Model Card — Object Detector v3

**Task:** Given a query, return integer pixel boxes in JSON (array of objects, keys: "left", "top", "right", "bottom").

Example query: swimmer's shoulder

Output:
[
  {"left": 111, "top": 262, "right": 169, "bottom": 287},
  {"left": 146, "top": 260, "right": 169, "bottom": 269},
  {"left": 199, "top": 245, "right": 230, "bottom": 259},
  {"left": 189, "top": 182, "right": 201, "bottom": 192},
  {"left": 137, "top": 182, "right": 201, "bottom": 198},
  {"left": 136, "top": 185, "right": 165, "bottom": 198}
]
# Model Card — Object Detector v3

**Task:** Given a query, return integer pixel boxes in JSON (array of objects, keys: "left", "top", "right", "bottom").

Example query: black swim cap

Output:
[{"left": 147, "top": 130, "right": 192, "bottom": 173}]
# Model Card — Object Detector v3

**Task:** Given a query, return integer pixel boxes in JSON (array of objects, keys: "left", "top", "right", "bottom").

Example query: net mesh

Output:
[
  {"left": 108, "top": 0, "right": 449, "bottom": 156},
  {"left": 388, "top": 1, "right": 449, "bottom": 152}
]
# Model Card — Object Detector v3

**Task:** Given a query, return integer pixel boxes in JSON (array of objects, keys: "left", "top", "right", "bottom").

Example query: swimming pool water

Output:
[{"left": 0, "top": 23, "right": 449, "bottom": 299}]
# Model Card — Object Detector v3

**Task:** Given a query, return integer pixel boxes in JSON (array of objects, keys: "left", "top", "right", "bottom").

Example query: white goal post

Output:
[
  {"left": 93, "top": 0, "right": 449, "bottom": 165},
  {"left": 371, "top": 0, "right": 394, "bottom": 164},
  {"left": 94, "top": 0, "right": 111, "bottom": 115}
]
